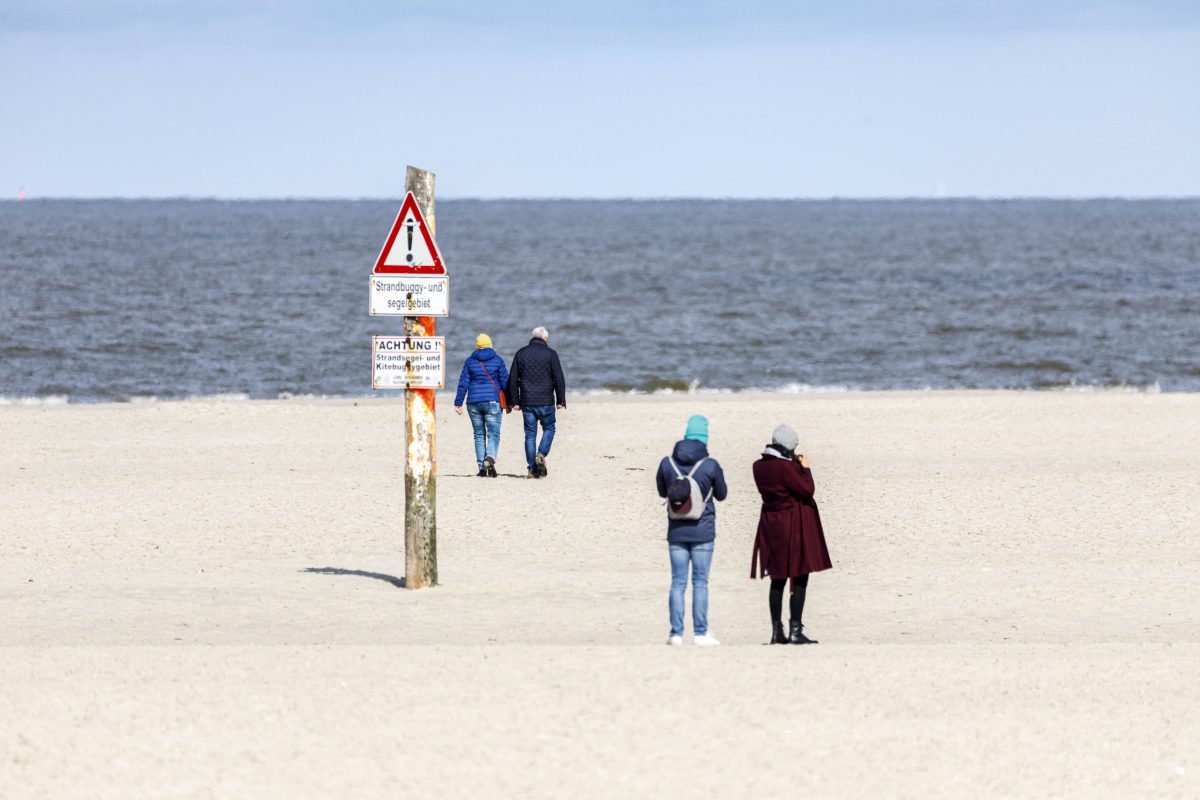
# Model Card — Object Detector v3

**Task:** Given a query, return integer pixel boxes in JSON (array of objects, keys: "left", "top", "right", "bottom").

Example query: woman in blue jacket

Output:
[
  {"left": 454, "top": 334, "right": 509, "bottom": 477},
  {"left": 655, "top": 415, "right": 728, "bottom": 646}
]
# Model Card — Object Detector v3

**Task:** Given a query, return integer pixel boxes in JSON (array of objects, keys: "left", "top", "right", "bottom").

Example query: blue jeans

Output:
[
  {"left": 466, "top": 401, "right": 502, "bottom": 469},
  {"left": 668, "top": 541, "right": 713, "bottom": 636},
  {"left": 522, "top": 405, "right": 556, "bottom": 471}
]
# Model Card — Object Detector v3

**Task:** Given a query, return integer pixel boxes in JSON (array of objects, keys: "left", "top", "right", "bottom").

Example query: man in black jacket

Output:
[{"left": 505, "top": 326, "right": 566, "bottom": 479}]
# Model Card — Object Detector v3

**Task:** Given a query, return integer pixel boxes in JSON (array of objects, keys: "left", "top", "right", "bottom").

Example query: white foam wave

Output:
[
  {"left": 0, "top": 394, "right": 70, "bottom": 406},
  {"left": 277, "top": 392, "right": 328, "bottom": 400},
  {"left": 186, "top": 392, "right": 251, "bottom": 403},
  {"left": 1042, "top": 380, "right": 1162, "bottom": 394},
  {"left": 773, "top": 383, "right": 858, "bottom": 394},
  {"left": 580, "top": 380, "right": 1168, "bottom": 396},
  {"left": 579, "top": 381, "right": 854, "bottom": 396}
]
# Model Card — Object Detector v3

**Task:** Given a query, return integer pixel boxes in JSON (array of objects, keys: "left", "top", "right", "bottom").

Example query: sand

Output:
[{"left": 1, "top": 390, "right": 1198, "bottom": 797}]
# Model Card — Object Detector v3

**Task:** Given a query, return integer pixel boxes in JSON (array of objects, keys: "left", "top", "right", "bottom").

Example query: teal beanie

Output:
[{"left": 684, "top": 414, "right": 709, "bottom": 444}]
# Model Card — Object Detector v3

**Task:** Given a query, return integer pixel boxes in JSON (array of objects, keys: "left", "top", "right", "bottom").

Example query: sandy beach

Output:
[{"left": 2, "top": 390, "right": 1198, "bottom": 798}]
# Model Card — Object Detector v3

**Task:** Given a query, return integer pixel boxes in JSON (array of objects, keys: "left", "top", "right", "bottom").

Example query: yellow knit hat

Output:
[{"left": 475, "top": 333, "right": 493, "bottom": 349}]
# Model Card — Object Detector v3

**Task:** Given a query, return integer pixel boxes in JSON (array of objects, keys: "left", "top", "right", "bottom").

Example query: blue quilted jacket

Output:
[
  {"left": 505, "top": 338, "right": 566, "bottom": 407},
  {"left": 656, "top": 439, "right": 728, "bottom": 544},
  {"left": 454, "top": 348, "right": 509, "bottom": 406}
]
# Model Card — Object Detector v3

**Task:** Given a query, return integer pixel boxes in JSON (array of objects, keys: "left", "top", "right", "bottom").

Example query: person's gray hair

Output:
[
  {"left": 531, "top": 326, "right": 549, "bottom": 341},
  {"left": 771, "top": 424, "right": 799, "bottom": 453}
]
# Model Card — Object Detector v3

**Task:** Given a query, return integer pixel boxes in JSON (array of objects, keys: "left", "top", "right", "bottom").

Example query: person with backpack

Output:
[
  {"left": 656, "top": 415, "right": 728, "bottom": 646},
  {"left": 750, "top": 424, "right": 832, "bottom": 644},
  {"left": 453, "top": 333, "right": 509, "bottom": 477}
]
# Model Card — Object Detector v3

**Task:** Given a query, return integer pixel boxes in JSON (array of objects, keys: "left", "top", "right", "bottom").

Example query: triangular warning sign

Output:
[{"left": 372, "top": 192, "right": 446, "bottom": 275}]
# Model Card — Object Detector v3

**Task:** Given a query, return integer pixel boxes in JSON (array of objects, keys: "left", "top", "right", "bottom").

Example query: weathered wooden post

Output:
[
  {"left": 367, "top": 167, "right": 445, "bottom": 587},
  {"left": 403, "top": 165, "right": 438, "bottom": 588}
]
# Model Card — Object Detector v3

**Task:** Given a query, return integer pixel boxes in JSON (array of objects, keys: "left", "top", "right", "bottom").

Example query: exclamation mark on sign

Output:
[{"left": 405, "top": 217, "right": 415, "bottom": 263}]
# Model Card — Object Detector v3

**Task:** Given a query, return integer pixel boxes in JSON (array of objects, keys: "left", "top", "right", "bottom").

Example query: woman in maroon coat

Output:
[{"left": 750, "top": 424, "right": 832, "bottom": 645}]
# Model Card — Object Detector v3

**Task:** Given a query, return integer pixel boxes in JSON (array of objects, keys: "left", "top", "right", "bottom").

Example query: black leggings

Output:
[{"left": 769, "top": 575, "right": 809, "bottom": 625}]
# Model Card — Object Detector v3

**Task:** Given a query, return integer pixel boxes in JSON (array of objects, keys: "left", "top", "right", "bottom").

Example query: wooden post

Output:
[{"left": 404, "top": 165, "right": 438, "bottom": 588}]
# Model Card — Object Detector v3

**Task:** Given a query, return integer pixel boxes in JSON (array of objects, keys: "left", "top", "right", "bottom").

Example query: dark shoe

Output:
[
  {"left": 484, "top": 456, "right": 497, "bottom": 477},
  {"left": 788, "top": 621, "right": 818, "bottom": 645},
  {"left": 476, "top": 468, "right": 488, "bottom": 477},
  {"left": 769, "top": 621, "right": 788, "bottom": 645},
  {"left": 526, "top": 469, "right": 540, "bottom": 479},
  {"left": 535, "top": 453, "right": 548, "bottom": 477}
]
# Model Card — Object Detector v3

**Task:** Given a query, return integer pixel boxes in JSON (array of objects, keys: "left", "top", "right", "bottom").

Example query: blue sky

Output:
[{"left": 2, "top": 1, "right": 1198, "bottom": 198}]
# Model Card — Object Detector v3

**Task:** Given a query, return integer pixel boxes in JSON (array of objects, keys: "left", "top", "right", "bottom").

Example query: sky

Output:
[{"left": 1, "top": 1, "right": 1198, "bottom": 198}]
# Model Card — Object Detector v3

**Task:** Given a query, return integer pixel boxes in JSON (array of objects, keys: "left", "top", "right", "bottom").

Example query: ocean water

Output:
[{"left": 1, "top": 198, "right": 1198, "bottom": 402}]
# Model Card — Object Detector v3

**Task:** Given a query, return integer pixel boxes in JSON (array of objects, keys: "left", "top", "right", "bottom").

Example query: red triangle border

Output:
[{"left": 372, "top": 192, "right": 446, "bottom": 275}]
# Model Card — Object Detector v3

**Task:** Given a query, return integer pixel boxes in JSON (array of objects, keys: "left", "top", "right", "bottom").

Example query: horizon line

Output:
[{"left": 5, "top": 194, "right": 1200, "bottom": 202}]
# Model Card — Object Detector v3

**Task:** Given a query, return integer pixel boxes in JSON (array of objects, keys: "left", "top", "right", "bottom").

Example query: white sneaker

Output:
[
  {"left": 693, "top": 633, "right": 721, "bottom": 647},
  {"left": 666, "top": 634, "right": 683, "bottom": 646}
]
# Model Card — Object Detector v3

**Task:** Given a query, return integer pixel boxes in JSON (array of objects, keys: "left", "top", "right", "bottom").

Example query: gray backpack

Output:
[{"left": 665, "top": 457, "right": 713, "bottom": 521}]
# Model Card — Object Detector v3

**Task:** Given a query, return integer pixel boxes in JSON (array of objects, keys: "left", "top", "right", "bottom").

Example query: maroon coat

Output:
[{"left": 750, "top": 455, "right": 832, "bottom": 579}]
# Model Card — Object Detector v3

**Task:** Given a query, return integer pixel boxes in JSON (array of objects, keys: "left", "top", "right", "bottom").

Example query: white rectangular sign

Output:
[
  {"left": 369, "top": 275, "right": 450, "bottom": 317},
  {"left": 372, "top": 336, "right": 445, "bottom": 389}
]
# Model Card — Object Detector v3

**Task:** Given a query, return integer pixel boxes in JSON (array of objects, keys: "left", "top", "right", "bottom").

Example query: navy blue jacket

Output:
[
  {"left": 656, "top": 439, "right": 728, "bottom": 544},
  {"left": 454, "top": 348, "right": 509, "bottom": 406},
  {"left": 505, "top": 338, "right": 566, "bottom": 408}
]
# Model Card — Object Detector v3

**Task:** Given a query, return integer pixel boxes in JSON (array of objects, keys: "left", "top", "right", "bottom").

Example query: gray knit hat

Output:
[{"left": 771, "top": 424, "right": 799, "bottom": 453}]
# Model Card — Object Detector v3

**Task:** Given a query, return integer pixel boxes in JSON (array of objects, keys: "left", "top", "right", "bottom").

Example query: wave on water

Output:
[
  {"left": 187, "top": 393, "right": 251, "bottom": 403},
  {"left": 772, "top": 383, "right": 857, "bottom": 394},
  {"left": 597, "top": 378, "right": 699, "bottom": 394},
  {"left": 109, "top": 392, "right": 252, "bottom": 404},
  {"left": 598, "top": 381, "right": 855, "bottom": 395},
  {"left": 276, "top": 392, "right": 330, "bottom": 401},
  {"left": 577, "top": 379, "right": 1165, "bottom": 397},
  {"left": 116, "top": 392, "right": 332, "bottom": 403},
  {"left": 0, "top": 394, "right": 70, "bottom": 406},
  {"left": 103, "top": 393, "right": 255, "bottom": 405},
  {"left": 1042, "top": 380, "right": 1161, "bottom": 394}
]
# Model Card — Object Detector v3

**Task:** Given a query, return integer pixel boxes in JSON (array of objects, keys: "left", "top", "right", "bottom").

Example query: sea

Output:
[{"left": 1, "top": 198, "right": 1198, "bottom": 403}]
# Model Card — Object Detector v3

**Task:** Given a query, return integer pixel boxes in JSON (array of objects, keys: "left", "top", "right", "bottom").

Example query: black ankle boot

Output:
[
  {"left": 788, "top": 621, "right": 817, "bottom": 645},
  {"left": 770, "top": 621, "right": 788, "bottom": 644}
]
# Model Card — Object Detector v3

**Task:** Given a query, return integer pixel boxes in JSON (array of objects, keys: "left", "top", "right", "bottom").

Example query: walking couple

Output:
[
  {"left": 453, "top": 326, "right": 567, "bottom": 479},
  {"left": 656, "top": 415, "right": 832, "bottom": 646}
]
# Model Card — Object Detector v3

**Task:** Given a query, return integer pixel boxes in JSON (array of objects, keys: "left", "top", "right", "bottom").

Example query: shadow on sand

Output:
[
  {"left": 442, "top": 472, "right": 531, "bottom": 480},
  {"left": 302, "top": 567, "right": 405, "bottom": 589}
]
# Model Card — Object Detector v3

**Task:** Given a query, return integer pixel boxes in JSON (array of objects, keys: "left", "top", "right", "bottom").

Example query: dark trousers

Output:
[{"left": 769, "top": 574, "right": 809, "bottom": 624}]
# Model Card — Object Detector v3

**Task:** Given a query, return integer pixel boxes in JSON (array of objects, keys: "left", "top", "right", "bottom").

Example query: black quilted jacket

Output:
[{"left": 505, "top": 338, "right": 566, "bottom": 408}]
